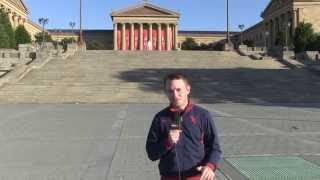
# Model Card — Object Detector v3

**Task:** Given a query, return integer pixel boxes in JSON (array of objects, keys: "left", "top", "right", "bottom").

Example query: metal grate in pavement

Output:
[{"left": 226, "top": 156, "right": 320, "bottom": 180}]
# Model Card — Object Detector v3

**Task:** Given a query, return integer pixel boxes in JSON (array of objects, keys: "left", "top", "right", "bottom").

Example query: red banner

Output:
[
  {"left": 134, "top": 27, "right": 139, "bottom": 50},
  {"left": 125, "top": 27, "right": 130, "bottom": 50},
  {"left": 161, "top": 27, "right": 166, "bottom": 50},
  {"left": 117, "top": 27, "right": 121, "bottom": 50},
  {"left": 152, "top": 28, "right": 158, "bottom": 50},
  {"left": 143, "top": 28, "right": 148, "bottom": 50}
]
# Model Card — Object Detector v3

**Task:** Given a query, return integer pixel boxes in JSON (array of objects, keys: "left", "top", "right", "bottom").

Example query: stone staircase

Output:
[{"left": 0, "top": 50, "right": 287, "bottom": 103}]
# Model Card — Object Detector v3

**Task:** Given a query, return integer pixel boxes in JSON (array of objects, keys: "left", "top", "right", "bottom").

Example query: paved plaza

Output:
[
  {"left": 0, "top": 51, "right": 320, "bottom": 179},
  {"left": 0, "top": 103, "right": 319, "bottom": 179}
]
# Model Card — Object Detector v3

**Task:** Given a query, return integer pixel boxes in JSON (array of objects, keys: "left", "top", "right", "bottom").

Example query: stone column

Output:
[
  {"left": 166, "top": 24, "right": 170, "bottom": 50},
  {"left": 292, "top": 9, "right": 298, "bottom": 30},
  {"left": 158, "top": 23, "right": 162, "bottom": 51},
  {"left": 130, "top": 23, "right": 135, "bottom": 50},
  {"left": 149, "top": 23, "right": 153, "bottom": 50},
  {"left": 17, "top": 16, "right": 22, "bottom": 26},
  {"left": 174, "top": 24, "right": 178, "bottom": 50},
  {"left": 12, "top": 15, "right": 17, "bottom": 28},
  {"left": 139, "top": 23, "right": 143, "bottom": 50},
  {"left": 113, "top": 23, "right": 118, "bottom": 50},
  {"left": 272, "top": 19, "right": 276, "bottom": 46},
  {"left": 122, "top": 23, "right": 126, "bottom": 50}
]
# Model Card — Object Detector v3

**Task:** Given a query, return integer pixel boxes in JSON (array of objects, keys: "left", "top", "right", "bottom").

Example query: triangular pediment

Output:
[
  {"left": 5, "top": 0, "right": 28, "bottom": 13},
  {"left": 261, "top": 0, "right": 291, "bottom": 18},
  {"left": 111, "top": 3, "right": 179, "bottom": 17}
]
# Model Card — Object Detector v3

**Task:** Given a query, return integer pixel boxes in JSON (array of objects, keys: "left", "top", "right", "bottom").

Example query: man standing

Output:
[{"left": 146, "top": 73, "right": 222, "bottom": 180}]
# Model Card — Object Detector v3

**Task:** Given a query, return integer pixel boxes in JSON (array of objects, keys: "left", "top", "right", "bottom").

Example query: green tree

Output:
[
  {"left": 87, "top": 40, "right": 105, "bottom": 50},
  {"left": 243, "top": 39, "right": 254, "bottom": 47},
  {"left": 35, "top": 32, "right": 52, "bottom": 44},
  {"left": 0, "top": 9, "right": 16, "bottom": 48},
  {"left": 307, "top": 33, "right": 320, "bottom": 51},
  {"left": 275, "top": 31, "right": 285, "bottom": 46},
  {"left": 293, "top": 22, "right": 314, "bottom": 53},
  {"left": 181, "top": 37, "right": 199, "bottom": 50},
  {"left": 0, "top": 24, "right": 10, "bottom": 48},
  {"left": 15, "top": 25, "right": 31, "bottom": 45}
]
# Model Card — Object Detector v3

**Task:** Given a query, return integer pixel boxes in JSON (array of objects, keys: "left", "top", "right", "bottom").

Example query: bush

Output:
[
  {"left": 35, "top": 32, "right": 52, "bottom": 44},
  {"left": 60, "top": 37, "right": 76, "bottom": 52},
  {"left": 243, "top": 40, "right": 254, "bottom": 47},
  {"left": 306, "top": 33, "right": 320, "bottom": 51},
  {"left": 86, "top": 40, "right": 105, "bottom": 50},
  {"left": 294, "top": 22, "right": 314, "bottom": 53},
  {"left": 15, "top": 25, "right": 31, "bottom": 45},
  {"left": 181, "top": 38, "right": 199, "bottom": 50},
  {"left": 0, "top": 25, "right": 10, "bottom": 48},
  {"left": 0, "top": 9, "right": 16, "bottom": 48}
]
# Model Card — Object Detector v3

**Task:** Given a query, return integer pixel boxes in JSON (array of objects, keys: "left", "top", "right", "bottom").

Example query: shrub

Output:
[
  {"left": 0, "top": 24, "right": 10, "bottom": 48},
  {"left": 15, "top": 25, "right": 31, "bottom": 45},
  {"left": 86, "top": 40, "right": 105, "bottom": 50},
  {"left": 293, "top": 22, "right": 314, "bottom": 53},
  {"left": 35, "top": 32, "right": 52, "bottom": 44},
  {"left": 0, "top": 9, "right": 16, "bottom": 48},
  {"left": 181, "top": 38, "right": 199, "bottom": 50}
]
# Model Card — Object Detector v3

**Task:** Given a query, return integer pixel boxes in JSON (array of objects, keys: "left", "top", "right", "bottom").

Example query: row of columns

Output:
[
  {"left": 0, "top": 4, "right": 27, "bottom": 28},
  {"left": 264, "top": 9, "right": 299, "bottom": 47},
  {"left": 113, "top": 22, "right": 178, "bottom": 51}
]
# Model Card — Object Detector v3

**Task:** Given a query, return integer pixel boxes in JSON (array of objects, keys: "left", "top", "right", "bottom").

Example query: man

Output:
[{"left": 146, "top": 73, "right": 222, "bottom": 180}]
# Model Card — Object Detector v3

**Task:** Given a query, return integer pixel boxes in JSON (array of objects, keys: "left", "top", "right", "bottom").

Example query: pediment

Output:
[
  {"left": 111, "top": 3, "right": 180, "bottom": 17},
  {"left": 261, "top": 0, "right": 291, "bottom": 18},
  {"left": 5, "top": 0, "right": 28, "bottom": 13}
]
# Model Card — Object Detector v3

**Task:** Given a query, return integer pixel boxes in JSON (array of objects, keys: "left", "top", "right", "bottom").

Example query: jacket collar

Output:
[{"left": 169, "top": 99, "right": 193, "bottom": 114}]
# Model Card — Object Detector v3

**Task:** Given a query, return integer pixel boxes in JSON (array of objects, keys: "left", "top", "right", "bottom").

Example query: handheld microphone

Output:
[{"left": 170, "top": 111, "right": 182, "bottom": 130}]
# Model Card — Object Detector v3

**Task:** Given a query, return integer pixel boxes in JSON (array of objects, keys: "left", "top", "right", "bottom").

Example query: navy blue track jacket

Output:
[{"left": 146, "top": 102, "right": 222, "bottom": 177}]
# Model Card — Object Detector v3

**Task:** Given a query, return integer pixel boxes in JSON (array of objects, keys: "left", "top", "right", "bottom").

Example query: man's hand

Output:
[
  {"left": 197, "top": 166, "right": 215, "bottom": 180},
  {"left": 169, "top": 129, "right": 182, "bottom": 144}
]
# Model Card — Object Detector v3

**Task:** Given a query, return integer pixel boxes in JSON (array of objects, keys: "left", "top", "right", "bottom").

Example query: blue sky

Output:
[{"left": 23, "top": 0, "right": 270, "bottom": 31}]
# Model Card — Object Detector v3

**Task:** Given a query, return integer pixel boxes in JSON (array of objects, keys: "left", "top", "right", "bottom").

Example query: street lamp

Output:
[
  {"left": 285, "top": 21, "right": 291, "bottom": 50},
  {"left": 238, "top": 24, "right": 245, "bottom": 45},
  {"left": 79, "top": 0, "right": 83, "bottom": 45},
  {"left": 38, "top": 18, "right": 49, "bottom": 48},
  {"left": 69, "top": 21, "right": 76, "bottom": 42},
  {"left": 226, "top": 0, "right": 230, "bottom": 45},
  {"left": 264, "top": 31, "right": 269, "bottom": 53}
]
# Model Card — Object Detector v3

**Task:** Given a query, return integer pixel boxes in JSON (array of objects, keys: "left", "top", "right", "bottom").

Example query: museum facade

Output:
[
  {"left": 0, "top": 0, "right": 42, "bottom": 40},
  {"left": 110, "top": 3, "right": 180, "bottom": 51}
]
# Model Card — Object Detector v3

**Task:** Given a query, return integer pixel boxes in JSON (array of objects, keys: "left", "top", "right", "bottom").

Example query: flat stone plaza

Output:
[{"left": 0, "top": 51, "right": 320, "bottom": 179}]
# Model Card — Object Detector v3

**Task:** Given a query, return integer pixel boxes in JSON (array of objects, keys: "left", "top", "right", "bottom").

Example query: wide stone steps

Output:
[{"left": 0, "top": 50, "right": 287, "bottom": 103}]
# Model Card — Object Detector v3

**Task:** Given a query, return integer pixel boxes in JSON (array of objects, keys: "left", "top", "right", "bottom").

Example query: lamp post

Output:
[
  {"left": 265, "top": 31, "right": 269, "bottom": 53},
  {"left": 285, "top": 21, "right": 291, "bottom": 50},
  {"left": 238, "top": 24, "right": 245, "bottom": 45},
  {"left": 226, "top": 0, "right": 230, "bottom": 46},
  {"left": 79, "top": 0, "right": 83, "bottom": 45},
  {"left": 38, "top": 18, "right": 49, "bottom": 48},
  {"left": 69, "top": 21, "right": 76, "bottom": 42}
]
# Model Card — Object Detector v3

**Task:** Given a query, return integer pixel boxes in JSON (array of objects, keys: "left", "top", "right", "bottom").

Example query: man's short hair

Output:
[{"left": 163, "top": 73, "right": 190, "bottom": 87}]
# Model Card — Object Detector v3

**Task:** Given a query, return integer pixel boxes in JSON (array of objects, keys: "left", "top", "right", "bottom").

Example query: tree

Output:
[
  {"left": 181, "top": 37, "right": 199, "bottom": 50},
  {"left": 15, "top": 25, "right": 31, "bottom": 45},
  {"left": 275, "top": 31, "right": 285, "bottom": 46},
  {"left": 35, "top": 32, "right": 52, "bottom": 44},
  {"left": 87, "top": 40, "right": 105, "bottom": 50},
  {"left": 0, "top": 24, "right": 10, "bottom": 48},
  {"left": 293, "top": 22, "right": 314, "bottom": 53},
  {"left": 0, "top": 9, "right": 16, "bottom": 48},
  {"left": 243, "top": 39, "right": 254, "bottom": 47}
]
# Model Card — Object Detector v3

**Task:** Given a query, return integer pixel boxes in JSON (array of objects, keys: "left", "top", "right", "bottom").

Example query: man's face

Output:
[{"left": 165, "top": 79, "right": 191, "bottom": 109}]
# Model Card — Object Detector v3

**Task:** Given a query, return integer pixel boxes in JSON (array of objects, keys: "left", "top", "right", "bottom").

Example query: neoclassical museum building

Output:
[
  {"left": 0, "top": 0, "right": 42, "bottom": 40},
  {"left": 111, "top": 3, "right": 179, "bottom": 51},
  {"left": 237, "top": 0, "right": 320, "bottom": 48}
]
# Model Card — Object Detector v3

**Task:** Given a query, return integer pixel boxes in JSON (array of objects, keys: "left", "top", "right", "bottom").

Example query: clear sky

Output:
[{"left": 23, "top": 0, "right": 270, "bottom": 31}]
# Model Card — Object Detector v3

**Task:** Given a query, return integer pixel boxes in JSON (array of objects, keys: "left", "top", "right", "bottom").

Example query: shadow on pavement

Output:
[{"left": 116, "top": 67, "right": 320, "bottom": 107}]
